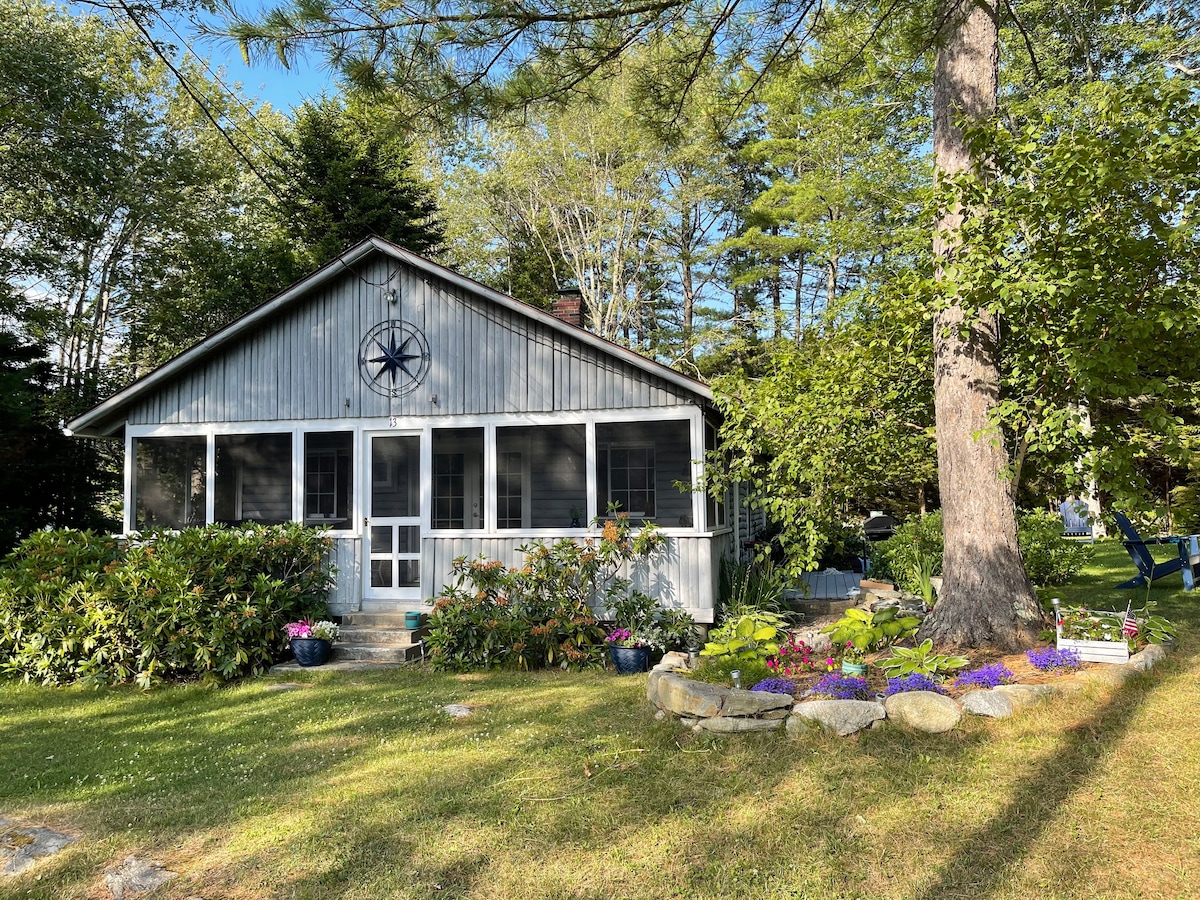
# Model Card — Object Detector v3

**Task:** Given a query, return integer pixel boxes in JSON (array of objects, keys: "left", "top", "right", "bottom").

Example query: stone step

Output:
[
  {"left": 339, "top": 626, "right": 424, "bottom": 645},
  {"left": 342, "top": 612, "right": 426, "bottom": 628},
  {"left": 358, "top": 600, "right": 426, "bottom": 614},
  {"left": 333, "top": 642, "right": 425, "bottom": 663}
]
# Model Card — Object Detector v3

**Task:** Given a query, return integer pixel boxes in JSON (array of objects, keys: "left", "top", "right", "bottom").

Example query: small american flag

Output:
[{"left": 1122, "top": 603, "right": 1139, "bottom": 639}]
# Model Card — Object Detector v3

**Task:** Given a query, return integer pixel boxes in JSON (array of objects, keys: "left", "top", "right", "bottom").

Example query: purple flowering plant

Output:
[
  {"left": 1026, "top": 646, "right": 1081, "bottom": 671},
  {"left": 883, "top": 674, "right": 947, "bottom": 696},
  {"left": 810, "top": 674, "right": 872, "bottom": 700},
  {"left": 953, "top": 663, "right": 1014, "bottom": 689},
  {"left": 750, "top": 677, "right": 797, "bottom": 695}
]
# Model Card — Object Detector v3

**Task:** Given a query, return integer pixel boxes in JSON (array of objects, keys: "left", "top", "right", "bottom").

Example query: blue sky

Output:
[{"left": 178, "top": 10, "right": 337, "bottom": 113}]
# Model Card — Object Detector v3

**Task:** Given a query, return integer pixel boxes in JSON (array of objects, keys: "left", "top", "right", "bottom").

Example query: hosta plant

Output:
[
  {"left": 876, "top": 639, "right": 969, "bottom": 678},
  {"left": 821, "top": 606, "right": 920, "bottom": 659},
  {"left": 700, "top": 609, "right": 787, "bottom": 661}
]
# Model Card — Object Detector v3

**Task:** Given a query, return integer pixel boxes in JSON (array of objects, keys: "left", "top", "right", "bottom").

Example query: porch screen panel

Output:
[
  {"left": 371, "top": 436, "right": 419, "bottom": 517},
  {"left": 215, "top": 434, "right": 293, "bottom": 525},
  {"left": 304, "top": 432, "right": 353, "bottom": 527},
  {"left": 595, "top": 420, "right": 693, "bottom": 527},
  {"left": 133, "top": 436, "right": 207, "bottom": 529},
  {"left": 432, "top": 427, "right": 483, "bottom": 529},
  {"left": 704, "top": 419, "right": 728, "bottom": 529},
  {"left": 496, "top": 424, "right": 586, "bottom": 529}
]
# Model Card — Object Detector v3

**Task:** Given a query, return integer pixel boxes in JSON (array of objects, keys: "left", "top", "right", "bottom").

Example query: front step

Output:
[
  {"left": 333, "top": 642, "right": 426, "bottom": 663},
  {"left": 333, "top": 611, "right": 429, "bottom": 664}
]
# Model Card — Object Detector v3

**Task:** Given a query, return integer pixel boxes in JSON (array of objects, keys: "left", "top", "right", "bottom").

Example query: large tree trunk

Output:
[{"left": 920, "top": 0, "right": 1043, "bottom": 650}]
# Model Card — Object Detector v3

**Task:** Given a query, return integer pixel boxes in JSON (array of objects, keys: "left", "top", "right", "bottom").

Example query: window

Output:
[
  {"left": 215, "top": 433, "right": 292, "bottom": 525},
  {"left": 609, "top": 446, "right": 655, "bottom": 517},
  {"left": 305, "top": 432, "right": 353, "bottom": 527},
  {"left": 496, "top": 424, "right": 586, "bottom": 529},
  {"left": 705, "top": 419, "right": 728, "bottom": 529},
  {"left": 595, "top": 420, "right": 693, "bottom": 527},
  {"left": 496, "top": 449, "right": 525, "bottom": 529},
  {"left": 432, "top": 427, "right": 483, "bottom": 529},
  {"left": 133, "top": 436, "right": 207, "bottom": 529}
]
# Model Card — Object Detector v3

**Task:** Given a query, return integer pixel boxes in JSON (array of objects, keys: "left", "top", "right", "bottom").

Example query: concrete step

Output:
[
  {"left": 342, "top": 612, "right": 427, "bottom": 628},
  {"left": 333, "top": 642, "right": 425, "bottom": 663},
  {"left": 339, "top": 626, "right": 423, "bottom": 645},
  {"left": 359, "top": 600, "right": 426, "bottom": 614}
]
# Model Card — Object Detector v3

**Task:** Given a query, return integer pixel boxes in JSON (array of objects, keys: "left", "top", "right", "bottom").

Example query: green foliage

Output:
[
  {"left": 934, "top": 74, "right": 1200, "bottom": 510},
  {"left": 0, "top": 525, "right": 334, "bottom": 686},
  {"left": 875, "top": 639, "right": 968, "bottom": 678},
  {"left": 607, "top": 588, "right": 696, "bottom": 652},
  {"left": 700, "top": 609, "right": 788, "bottom": 662},
  {"left": 425, "top": 516, "right": 664, "bottom": 671},
  {"left": 1017, "top": 510, "right": 1094, "bottom": 585},
  {"left": 275, "top": 98, "right": 444, "bottom": 267},
  {"left": 870, "top": 513, "right": 943, "bottom": 595},
  {"left": 710, "top": 319, "right": 936, "bottom": 576},
  {"left": 689, "top": 655, "right": 773, "bottom": 688},
  {"left": 718, "top": 556, "right": 787, "bottom": 618},
  {"left": 821, "top": 607, "right": 921, "bottom": 658}
]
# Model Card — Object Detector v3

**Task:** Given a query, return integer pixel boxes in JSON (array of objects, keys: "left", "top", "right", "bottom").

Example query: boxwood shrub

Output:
[{"left": 0, "top": 524, "right": 334, "bottom": 686}]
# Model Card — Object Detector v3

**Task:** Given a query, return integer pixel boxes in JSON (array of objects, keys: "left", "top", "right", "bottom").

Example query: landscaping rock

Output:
[
  {"left": 994, "top": 683, "right": 1056, "bottom": 711},
  {"left": 883, "top": 691, "right": 961, "bottom": 733},
  {"left": 789, "top": 628, "right": 832, "bottom": 655},
  {"left": 960, "top": 690, "right": 1015, "bottom": 719},
  {"left": 720, "top": 689, "right": 793, "bottom": 717},
  {"left": 790, "top": 699, "right": 886, "bottom": 736},
  {"left": 442, "top": 704, "right": 473, "bottom": 718},
  {"left": 696, "top": 715, "right": 784, "bottom": 734},
  {"left": 1, "top": 821, "right": 77, "bottom": 876},
  {"left": 655, "top": 675, "right": 724, "bottom": 718},
  {"left": 1127, "top": 644, "right": 1167, "bottom": 672},
  {"left": 103, "top": 856, "right": 177, "bottom": 899},
  {"left": 1082, "top": 664, "right": 1136, "bottom": 687}
]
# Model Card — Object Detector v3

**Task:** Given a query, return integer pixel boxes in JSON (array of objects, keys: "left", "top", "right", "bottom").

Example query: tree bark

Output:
[{"left": 920, "top": 0, "right": 1043, "bottom": 650}]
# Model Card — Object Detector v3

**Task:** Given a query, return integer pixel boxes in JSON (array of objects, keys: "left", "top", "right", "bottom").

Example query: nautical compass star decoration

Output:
[{"left": 359, "top": 320, "right": 430, "bottom": 397}]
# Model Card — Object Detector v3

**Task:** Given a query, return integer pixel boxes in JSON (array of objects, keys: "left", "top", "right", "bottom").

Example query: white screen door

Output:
[{"left": 365, "top": 433, "right": 422, "bottom": 600}]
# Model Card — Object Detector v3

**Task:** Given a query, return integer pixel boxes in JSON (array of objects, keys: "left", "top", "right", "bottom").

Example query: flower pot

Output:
[
  {"left": 841, "top": 660, "right": 867, "bottom": 676},
  {"left": 609, "top": 645, "right": 649, "bottom": 675},
  {"left": 291, "top": 637, "right": 332, "bottom": 667},
  {"left": 405, "top": 611, "right": 423, "bottom": 630}
]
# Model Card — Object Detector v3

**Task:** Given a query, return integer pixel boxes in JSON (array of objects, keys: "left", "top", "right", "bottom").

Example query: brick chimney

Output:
[{"left": 550, "top": 288, "right": 586, "bottom": 328}]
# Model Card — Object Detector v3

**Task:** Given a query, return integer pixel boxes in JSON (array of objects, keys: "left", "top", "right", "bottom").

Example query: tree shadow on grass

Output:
[{"left": 906, "top": 644, "right": 1195, "bottom": 900}]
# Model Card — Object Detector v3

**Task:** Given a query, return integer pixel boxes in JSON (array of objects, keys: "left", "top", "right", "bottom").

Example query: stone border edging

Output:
[{"left": 648, "top": 644, "right": 1168, "bottom": 736}]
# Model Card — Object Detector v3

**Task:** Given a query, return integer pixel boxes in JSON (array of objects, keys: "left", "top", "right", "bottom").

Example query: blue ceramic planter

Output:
[
  {"left": 291, "top": 637, "right": 332, "bottom": 667},
  {"left": 609, "top": 645, "right": 650, "bottom": 675}
]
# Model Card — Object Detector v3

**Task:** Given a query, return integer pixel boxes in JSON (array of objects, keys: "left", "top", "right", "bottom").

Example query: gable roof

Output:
[{"left": 67, "top": 237, "right": 712, "bottom": 437}]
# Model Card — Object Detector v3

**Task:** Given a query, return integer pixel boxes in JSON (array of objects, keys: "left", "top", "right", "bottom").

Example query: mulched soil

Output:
[{"left": 784, "top": 614, "right": 1102, "bottom": 699}]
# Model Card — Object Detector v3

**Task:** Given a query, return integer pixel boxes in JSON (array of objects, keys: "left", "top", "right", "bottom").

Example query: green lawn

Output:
[{"left": 2, "top": 541, "right": 1198, "bottom": 900}]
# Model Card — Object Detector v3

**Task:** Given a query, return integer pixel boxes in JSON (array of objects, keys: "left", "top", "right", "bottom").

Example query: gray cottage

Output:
[{"left": 67, "top": 238, "right": 736, "bottom": 623}]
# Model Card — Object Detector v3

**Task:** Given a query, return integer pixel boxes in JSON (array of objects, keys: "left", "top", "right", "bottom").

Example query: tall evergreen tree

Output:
[{"left": 274, "top": 99, "right": 444, "bottom": 265}]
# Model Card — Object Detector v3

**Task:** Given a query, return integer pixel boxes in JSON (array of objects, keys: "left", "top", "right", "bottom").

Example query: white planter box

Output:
[{"left": 1057, "top": 637, "right": 1130, "bottom": 664}]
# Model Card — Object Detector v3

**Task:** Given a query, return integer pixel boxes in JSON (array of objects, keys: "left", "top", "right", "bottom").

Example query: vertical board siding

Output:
[
  {"left": 126, "top": 253, "right": 698, "bottom": 426},
  {"left": 423, "top": 535, "right": 717, "bottom": 622}
]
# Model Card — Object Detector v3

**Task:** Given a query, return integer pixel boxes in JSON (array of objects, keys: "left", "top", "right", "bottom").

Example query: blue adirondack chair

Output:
[{"left": 1113, "top": 512, "right": 1199, "bottom": 590}]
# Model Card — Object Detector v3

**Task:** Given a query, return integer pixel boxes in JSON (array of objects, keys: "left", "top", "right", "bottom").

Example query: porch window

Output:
[
  {"left": 305, "top": 432, "right": 353, "bottom": 528},
  {"left": 133, "top": 436, "right": 206, "bottom": 529},
  {"left": 496, "top": 424, "right": 586, "bottom": 529},
  {"left": 595, "top": 420, "right": 693, "bottom": 527},
  {"left": 432, "top": 427, "right": 483, "bottom": 530},
  {"left": 705, "top": 419, "right": 728, "bottom": 529},
  {"left": 215, "top": 433, "right": 292, "bottom": 525}
]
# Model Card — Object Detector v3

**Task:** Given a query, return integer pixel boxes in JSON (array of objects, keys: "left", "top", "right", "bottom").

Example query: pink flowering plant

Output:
[
  {"left": 767, "top": 635, "right": 835, "bottom": 676},
  {"left": 284, "top": 619, "right": 340, "bottom": 643}
]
